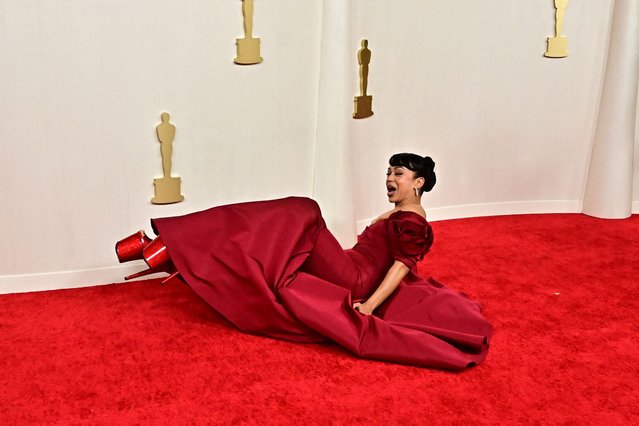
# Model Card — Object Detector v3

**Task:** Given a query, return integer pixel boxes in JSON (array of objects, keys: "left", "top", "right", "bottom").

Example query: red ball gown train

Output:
[{"left": 150, "top": 197, "right": 492, "bottom": 370}]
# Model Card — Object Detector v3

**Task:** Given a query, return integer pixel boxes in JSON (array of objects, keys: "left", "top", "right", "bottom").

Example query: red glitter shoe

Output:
[
  {"left": 124, "top": 236, "right": 181, "bottom": 285},
  {"left": 115, "top": 230, "right": 152, "bottom": 263}
]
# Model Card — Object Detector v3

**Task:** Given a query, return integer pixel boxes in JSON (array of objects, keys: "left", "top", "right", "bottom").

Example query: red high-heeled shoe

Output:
[
  {"left": 124, "top": 236, "right": 181, "bottom": 285},
  {"left": 115, "top": 230, "right": 152, "bottom": 263}
]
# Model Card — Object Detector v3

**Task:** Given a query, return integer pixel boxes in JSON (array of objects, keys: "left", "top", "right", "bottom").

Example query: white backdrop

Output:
[
  {"left": 349, "top": 0, "right": 629, "bottom": 227},
  {"left": 1, "top": 0, "right": 636, "bottom": 293},
  {"left": 0, "top": 0, "right": 323, "bottom": 290}
]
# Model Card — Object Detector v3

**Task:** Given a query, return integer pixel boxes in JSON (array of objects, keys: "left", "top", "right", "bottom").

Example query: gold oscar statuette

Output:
[
  {"left": 545, "top": 0, "right": 568, "bottom": 58},
  {"left": 234, "top": 0, "right": 263, "bottom": 65},
  {"left": 353, "top": 39, "right": 373, "bottom": 119},
  {"left": 152, "top": 112, "right": 184, "bottom": 204}
]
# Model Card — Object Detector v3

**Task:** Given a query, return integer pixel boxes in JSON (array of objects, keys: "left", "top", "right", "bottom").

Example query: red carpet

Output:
[{"left": 1, "top": 214, "right": 638, "bottom": 424}]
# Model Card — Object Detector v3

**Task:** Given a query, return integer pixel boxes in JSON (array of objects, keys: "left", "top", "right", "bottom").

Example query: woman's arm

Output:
[{"left": 353, "top": 260, "right": 410, "bottom": 315}]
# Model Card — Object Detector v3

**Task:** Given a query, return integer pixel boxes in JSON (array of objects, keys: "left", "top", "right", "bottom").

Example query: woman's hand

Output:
[
  {"left": 353, "top": 261, "right": 410, "bottom": 317},
  {"left": 353, "top": 302, "right": 374, "bottom": 315}
]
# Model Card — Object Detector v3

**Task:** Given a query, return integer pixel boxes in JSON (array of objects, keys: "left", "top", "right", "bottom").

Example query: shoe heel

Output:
[
  {"left": 116, "top": 230, "right": 152, "bottom": 263},
  {"left": 160, "top": 270, "right": 181, "bottom": 285},
  {"left": 123, "top": 235, "right": 182, "bottom": 283},
  {"left": 125, "top": 266, "right": 182, "bottom": 283},
  {"left": 125, "top": 266, "right": 163, "bottom": 281}
]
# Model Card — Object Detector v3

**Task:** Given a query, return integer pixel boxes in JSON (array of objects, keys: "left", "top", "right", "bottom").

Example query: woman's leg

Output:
[{"left": 301, "top": 227, "right": 364, "bottom": 296}]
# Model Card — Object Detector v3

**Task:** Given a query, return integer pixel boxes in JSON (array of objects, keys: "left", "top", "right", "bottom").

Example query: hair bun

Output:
[
  {"left": 422, "top": 156, "right": 436, "bottom": 192},
  {"left": 423, "top": 156, "right": 434, "bottom": 169}
]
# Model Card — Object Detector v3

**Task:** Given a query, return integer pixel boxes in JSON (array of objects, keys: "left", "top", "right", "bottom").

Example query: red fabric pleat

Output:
[{"left": 152, "top": 197, "right": 325, "bottom": 342}]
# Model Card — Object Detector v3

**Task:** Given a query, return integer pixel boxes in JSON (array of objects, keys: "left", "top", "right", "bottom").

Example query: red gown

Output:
[{"left": 151, "top": 197, "right": 491, "bottom": 370}]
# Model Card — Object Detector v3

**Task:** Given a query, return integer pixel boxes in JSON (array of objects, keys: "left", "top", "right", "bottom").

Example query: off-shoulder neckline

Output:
[
  {"left": 367, "top": 210, "right": 428, "bottom": 227},
  {"left": 387, "top": 209, "right": 427, "bottom": 222}
]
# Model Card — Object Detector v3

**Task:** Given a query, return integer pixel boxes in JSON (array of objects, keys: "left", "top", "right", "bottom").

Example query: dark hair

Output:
[{"left": 389, "top": 153, "right": 436, "bottom": 194}]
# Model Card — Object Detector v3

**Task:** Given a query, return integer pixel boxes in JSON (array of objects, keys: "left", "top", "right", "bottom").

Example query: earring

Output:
[{"left": 414, "top": 187, "right": 419, "bottom": 197}]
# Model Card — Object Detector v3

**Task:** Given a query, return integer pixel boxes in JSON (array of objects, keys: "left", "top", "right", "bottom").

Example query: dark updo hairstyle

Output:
[{"left": 389, "top": 153, "right": 436, "bottom": 194}]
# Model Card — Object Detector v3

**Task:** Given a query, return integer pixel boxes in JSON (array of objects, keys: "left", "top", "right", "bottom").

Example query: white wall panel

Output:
[{"left": 349, "top": 0, "right": 614, "bottom": 223}]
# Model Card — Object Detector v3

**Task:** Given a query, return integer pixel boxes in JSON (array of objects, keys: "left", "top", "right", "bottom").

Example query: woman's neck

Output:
[{"left": 394, "top": 198, "right": 421, "bottom": 210}]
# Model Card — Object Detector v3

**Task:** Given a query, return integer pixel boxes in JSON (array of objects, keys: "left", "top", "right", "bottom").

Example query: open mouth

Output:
[{"left": 387, "top": 184, "right": 397, "bottom": 196}]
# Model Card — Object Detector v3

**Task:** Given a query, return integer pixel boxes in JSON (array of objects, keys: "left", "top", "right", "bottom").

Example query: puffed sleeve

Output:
[{"left": 387, "top": 211, "right": 434, "bottom": 269}]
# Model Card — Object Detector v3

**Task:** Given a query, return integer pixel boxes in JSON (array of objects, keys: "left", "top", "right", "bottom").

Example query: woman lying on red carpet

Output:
[{"left": 115, "top": 153, "right": 492, "bottom": 370}]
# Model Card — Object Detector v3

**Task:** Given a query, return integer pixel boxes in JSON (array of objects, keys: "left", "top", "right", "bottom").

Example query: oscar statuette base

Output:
[
  {"left": 235, "top": 38, "right": 263, "bottom": 65},
  {"left": 353, "top": 95, "right": 374, "bottom": 119},
  {"left": 544, "top": 36, "right": 568, "bottom": 58},
  {"left": 152, "top": 177, "right": 184, "bottom": 205}
]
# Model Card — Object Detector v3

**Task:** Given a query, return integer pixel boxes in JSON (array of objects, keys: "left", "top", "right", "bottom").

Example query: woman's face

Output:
[{"left": 386, "top": 166, "right": 421, "bottom": 204}]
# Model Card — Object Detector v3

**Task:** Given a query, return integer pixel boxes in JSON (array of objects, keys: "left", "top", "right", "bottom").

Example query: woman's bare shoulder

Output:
[
  {"left": 398, "top": 205, "right": 427, "bottom": 219},
  {"left": 371, "top": 206, "right": 426, "bottom": 224}
]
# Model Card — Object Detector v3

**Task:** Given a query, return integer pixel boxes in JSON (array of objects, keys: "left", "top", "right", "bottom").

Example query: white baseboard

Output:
[
  {"left": 426, "top": 199, "right": 583, "bottom": 221},
  {"left": 356, "top": 199, "right": 582, "bottom": 234},
  {"left": 0, "top": 263, "right": 153, "bottom": 295},
  {"left": 633, "top": 201, "right": 639, "bottom": 213}
]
